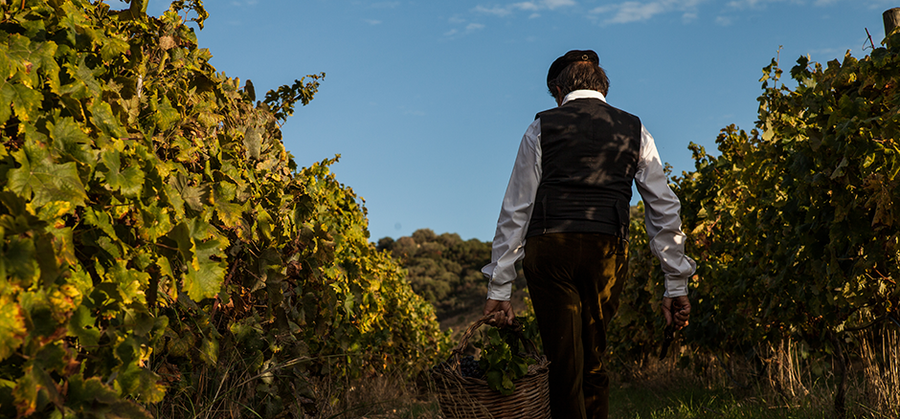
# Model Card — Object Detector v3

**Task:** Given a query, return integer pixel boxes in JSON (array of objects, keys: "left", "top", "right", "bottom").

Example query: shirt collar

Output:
[{"left": 560, "top": 89, "right": 607, "bottom": 106}]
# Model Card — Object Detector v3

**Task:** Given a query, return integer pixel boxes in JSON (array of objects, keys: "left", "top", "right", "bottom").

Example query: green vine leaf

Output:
[
  {"left": 1, "top": 82, "right": 42, "bottom": 123},
  {"left": 7, "top": 147, "right": 87, "bottom": 208}
]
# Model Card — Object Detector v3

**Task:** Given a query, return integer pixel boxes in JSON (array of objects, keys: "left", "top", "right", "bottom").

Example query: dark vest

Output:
[{"left": 526, "top": 98, "right": 642, "bottom": 239}]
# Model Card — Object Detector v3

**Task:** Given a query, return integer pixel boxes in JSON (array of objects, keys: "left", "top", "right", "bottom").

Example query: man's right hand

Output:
[
  {"left": 483, "top": 299, "right": 515, "bottom": 326},
  {"left": 662, "top": 295, "right": 691, "bottom": 330}
]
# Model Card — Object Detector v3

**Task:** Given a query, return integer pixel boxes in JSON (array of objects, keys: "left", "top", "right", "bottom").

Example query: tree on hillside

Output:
[{"left": 379, "top": 229, "right": 528, "bottom": 321}]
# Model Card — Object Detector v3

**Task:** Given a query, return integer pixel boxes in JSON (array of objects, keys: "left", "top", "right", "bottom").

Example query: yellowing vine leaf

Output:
[{"left": 0, "top": 295, "right": 26, "bottom": 361}]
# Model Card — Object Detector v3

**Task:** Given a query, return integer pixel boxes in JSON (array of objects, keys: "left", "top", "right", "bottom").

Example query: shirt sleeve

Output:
[
  {"left": 634, "top": 124, "right": 697, "bottom": 298},
  {"left": 481, "top": 119, "right": 542, "bottom": 301}
]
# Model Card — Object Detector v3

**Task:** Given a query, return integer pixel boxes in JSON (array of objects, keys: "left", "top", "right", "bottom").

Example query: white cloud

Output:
[
  {"left": 544, "top": 0, "right": 577, "bottom": 8},
  {"left": 725, "top": 0, "right": 881, "bottom": 11},
  {"left": 474, "top": 5, "right": 514, "bottom": 16},
  {"left": 725, "top": 0, "right": 761, "bottom": 8},
  {"left": 591, "top": 1, "right": 667, "bottom": 24},
  {"left": 473, "top": 0, "right": 577, "bottom": 17},
  {"left": 464, "top": 0, "right": 891, "bottom": 30},
  {"left": 444, "top": 21, "right": 487, "bottom": 39},
  {"left": 724, "top": 0, "right": 817, "bottom": 9},
  {"left": 726, "top": 0, "right": 788, "bottom": 9},
  {"left": 364, "top": 19, "right": 383, "bottom": 25},
  {"left": 585, "top": 0, "right": 888, "bottom": 26},
  {"left": 590, "top": 0, "right": 706, "bottom": 24},
  {"left": 514, "top": 2, "right": 541, "bottom": 11},
  {"left": 369, "top": 1, "right": 401, "bottom": 8}
]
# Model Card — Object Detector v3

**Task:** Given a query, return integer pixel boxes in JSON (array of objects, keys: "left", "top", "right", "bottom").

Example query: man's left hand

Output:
[{"left": 662, "top": 295, "right": 691, "bottom": 330}]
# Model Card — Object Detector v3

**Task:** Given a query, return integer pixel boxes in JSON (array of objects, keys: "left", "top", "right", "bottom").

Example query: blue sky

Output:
[{"left": 130, "top": 0, "right": 894, "bottom": 242}]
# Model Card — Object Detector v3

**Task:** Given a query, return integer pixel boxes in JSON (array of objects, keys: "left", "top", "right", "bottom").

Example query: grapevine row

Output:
[{"left": 0, "top": 1, "right": 450, "bottom": 417}]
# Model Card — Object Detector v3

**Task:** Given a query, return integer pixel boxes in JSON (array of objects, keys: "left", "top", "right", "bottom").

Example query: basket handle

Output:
[{"left": 449, "top": 315, "right": 540, "bottom": 363}]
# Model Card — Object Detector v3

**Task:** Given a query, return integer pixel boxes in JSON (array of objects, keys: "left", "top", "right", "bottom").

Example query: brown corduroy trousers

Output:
[{"left": 524, "top": 232, "right": 628, "bottom": 419}]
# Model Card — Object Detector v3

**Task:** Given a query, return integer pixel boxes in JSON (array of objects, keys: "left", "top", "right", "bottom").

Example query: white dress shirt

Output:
[{"left": 482, "top": 90, "right": 696, "bottom": 301}]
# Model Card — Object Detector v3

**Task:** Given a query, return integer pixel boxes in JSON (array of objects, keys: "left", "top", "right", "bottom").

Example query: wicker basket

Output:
[{"left": 430, "top": 316, "right": 551, "bottom": 419}]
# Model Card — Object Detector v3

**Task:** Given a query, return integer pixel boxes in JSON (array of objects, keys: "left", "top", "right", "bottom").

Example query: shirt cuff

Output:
[
  {"left": 486, "top": 283, "right": 512, "bottom": 301},
  {"left": 482, "top": 263, "right": 513, "bottom": 301},
  {"left": 663, "top": 277, "right": 689, "bottom": 298}
]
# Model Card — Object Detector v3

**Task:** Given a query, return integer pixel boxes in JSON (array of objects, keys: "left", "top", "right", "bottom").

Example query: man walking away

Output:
[{"left": 481, "top": 49, "right": 695, "bottom": 419}]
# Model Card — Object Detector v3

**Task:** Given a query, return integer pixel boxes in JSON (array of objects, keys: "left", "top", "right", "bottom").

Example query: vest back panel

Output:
[{"left": 527, "top": 98, "right": 642, "bottom": 239}]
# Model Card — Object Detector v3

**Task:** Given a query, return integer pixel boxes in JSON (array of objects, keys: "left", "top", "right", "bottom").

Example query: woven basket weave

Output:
[{"left": 430, "top": 316, "right": 551, "bottom": 419}]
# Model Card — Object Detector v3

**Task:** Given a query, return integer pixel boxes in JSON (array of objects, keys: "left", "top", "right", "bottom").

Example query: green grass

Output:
[
  {"left": 612, "top": 383, "right": 788, "bottom": 418},
  {"left": 609, "top": 379, "right": 891, "bottom": 419}
]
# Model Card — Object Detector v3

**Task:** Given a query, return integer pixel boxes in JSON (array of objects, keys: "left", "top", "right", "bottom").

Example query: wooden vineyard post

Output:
[{"left": 885, "top": 8, "right": 900, "bottom": 37}]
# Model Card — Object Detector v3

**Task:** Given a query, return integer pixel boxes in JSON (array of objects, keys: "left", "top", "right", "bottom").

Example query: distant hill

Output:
[{"left": 377, "top": 229, "right": 529, "bottom": 333}]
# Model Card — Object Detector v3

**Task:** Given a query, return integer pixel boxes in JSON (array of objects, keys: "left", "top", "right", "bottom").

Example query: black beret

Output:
[{"left": 546, "top": 49, "right": 600, "bottom": 85}]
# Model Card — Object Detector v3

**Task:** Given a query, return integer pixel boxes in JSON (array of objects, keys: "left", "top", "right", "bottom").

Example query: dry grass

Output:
[
  {"left": 757, "top": 327, "right": 900, "bottom": 418},
  {"left": 609, "top": 329, "right": 900, "bottom": 419},
  {"left": 151, "top": 348, "right": 322, "bottom": 419},
  {"left": 758, "top": 338, "right": 822, "bottom": 409},
  {"left": 154, "top": 361, "right": 441, "bottom": 419},
  {"left": 310, "top": 373, "right": 441, "bottom": 419},
  {"left": 859, "top": 327, "right": 900, "bottom": 418}
]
